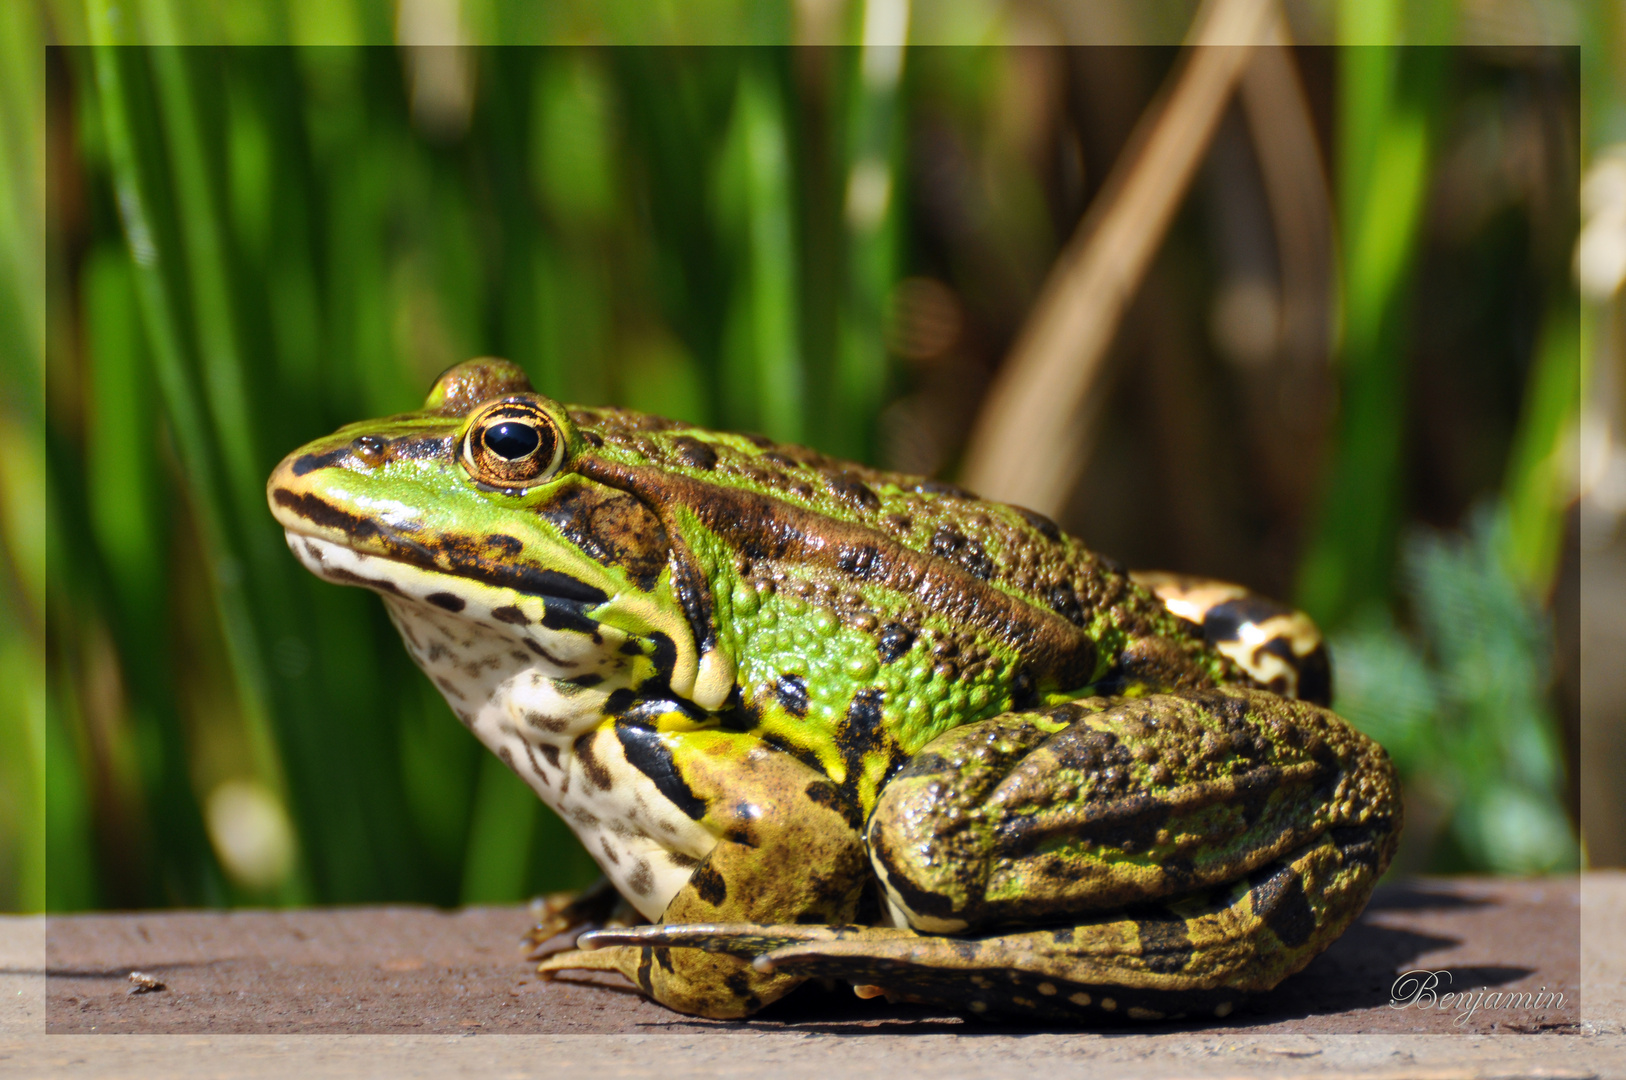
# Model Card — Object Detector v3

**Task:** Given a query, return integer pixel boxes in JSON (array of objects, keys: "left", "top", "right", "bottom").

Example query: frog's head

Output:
[{"left": 267, "top": 358, "right": 706, "bottom": 717}]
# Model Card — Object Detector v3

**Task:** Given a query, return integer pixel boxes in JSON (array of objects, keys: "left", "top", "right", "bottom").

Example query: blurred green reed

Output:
[
  {"left": 0, "top": 0, "right": 46, "bottom": 913},
  {"left": 39, "top": 38, "right": 911, "bottom": 910},
  {"left": 1300, "top": 0, "right": 1580, "bottom": 872},
  {"left": 13, "top": 10, "right": 1585, "bottom": 912}
]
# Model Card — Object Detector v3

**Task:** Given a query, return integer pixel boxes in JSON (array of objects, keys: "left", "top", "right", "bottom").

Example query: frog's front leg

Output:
[{"left": 537, "top": 736, "right": 870, "bottom": 1018}]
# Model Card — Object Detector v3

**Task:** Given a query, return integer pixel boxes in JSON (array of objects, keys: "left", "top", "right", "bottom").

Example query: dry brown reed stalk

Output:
[{"left": 960, "top": 0, "right": 1278, "bottom": 514}]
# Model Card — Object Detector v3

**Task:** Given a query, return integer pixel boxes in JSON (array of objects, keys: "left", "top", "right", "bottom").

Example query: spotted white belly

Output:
[{"left": 286, "top": 533, "right": 717, "bottom": 919}]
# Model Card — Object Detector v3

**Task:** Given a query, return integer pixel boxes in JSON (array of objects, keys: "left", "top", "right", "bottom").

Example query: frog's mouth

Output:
[
  {"left": 267, "top": 464, "right": 712, "bottom": 704},
  {"left": 267, "top": 479, "right": 611, "bottom": 637},
  {"left": 284, "top": 484, "right": 601, "bottom": 587}
]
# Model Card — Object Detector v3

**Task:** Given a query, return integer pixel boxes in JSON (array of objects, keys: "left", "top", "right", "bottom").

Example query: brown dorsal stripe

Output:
[{"left": 575, "top": 458, "right": 1098, "bottom": 687}]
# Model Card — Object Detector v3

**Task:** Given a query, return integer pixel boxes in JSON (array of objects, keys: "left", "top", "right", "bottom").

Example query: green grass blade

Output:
[
  {"left": 0, "top": 0, "right": 45, "bottom": 913},
  {"left": 715, "top": 57, "right": 804, "bottom": 441},
  {"left": 1501, "top": 297, "right": 1580, "bottom": 597},
  {"left": 459, "top": 753, "right": 540, "bottom": 905},
  {"left": 1296, "top": 39, "right": 1442, "bottom": 628},
  {"left": 832, "top": 8, "right": 907, "bottom": 463}
]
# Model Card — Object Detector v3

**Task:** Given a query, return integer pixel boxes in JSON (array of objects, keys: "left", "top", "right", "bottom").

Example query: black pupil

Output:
[{"left": 484, "top": 421, "right": 541, "bottom": 460}]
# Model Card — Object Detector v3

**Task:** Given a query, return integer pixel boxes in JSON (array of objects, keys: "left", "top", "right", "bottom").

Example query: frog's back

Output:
[{"left": 566, "top": 405, "right": 1229, "bottom": 757}]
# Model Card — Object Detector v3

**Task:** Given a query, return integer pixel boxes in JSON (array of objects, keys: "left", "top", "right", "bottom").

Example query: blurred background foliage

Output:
[{"left": 3, "top": 0, "right": 1616, "bottom": 913}]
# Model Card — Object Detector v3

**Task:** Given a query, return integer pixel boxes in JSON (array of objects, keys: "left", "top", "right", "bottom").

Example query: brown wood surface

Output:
[
  {"left": 3, "top": 873, "right": 1620, "bottom": 1080},
  {"left": 33, "top": 877, "right": 1586, "bottom": 1035}
]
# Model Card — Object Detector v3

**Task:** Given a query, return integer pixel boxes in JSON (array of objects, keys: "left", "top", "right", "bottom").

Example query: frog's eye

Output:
[{"left": 462, "top": 399, "right": 564, "bottom": 488}]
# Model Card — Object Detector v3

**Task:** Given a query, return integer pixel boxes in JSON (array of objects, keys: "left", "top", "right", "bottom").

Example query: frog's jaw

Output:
[{"left": 285, "top": 533, "right": 718, "bottom": 919}]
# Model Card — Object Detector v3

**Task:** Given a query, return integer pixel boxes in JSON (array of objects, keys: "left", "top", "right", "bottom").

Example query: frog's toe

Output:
[
  {"left": 534, "top": 944, "right": 643, "bottom": 980},
  {"left": 525, "top": 877, "right": 639, "bottom": 958},
  {"left": 576, "top": 922, "right": 898, "bottom": 961}
]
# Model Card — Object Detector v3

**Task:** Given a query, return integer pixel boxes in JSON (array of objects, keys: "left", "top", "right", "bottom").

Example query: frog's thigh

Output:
[
  {"left": 543, "top": 742, "right": 870, "bottom": 1019},
  {"left": 867, "top": 688, "right": 1401, "bottom": 934}
]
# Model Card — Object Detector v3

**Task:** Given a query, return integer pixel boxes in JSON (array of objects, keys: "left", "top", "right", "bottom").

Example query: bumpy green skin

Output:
[{"left": 267, "top": 358, "right": 1401, "bottom": 1023}]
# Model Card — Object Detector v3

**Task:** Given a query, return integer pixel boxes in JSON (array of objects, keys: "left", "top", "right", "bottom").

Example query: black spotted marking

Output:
[
  {"left": 688, "top": 862, "right": 728, "bottom": 906},
  {"left": 526, "top": 710, "right": 568, "bottom": 734},
  {"left": 1047, "top": 583, "right": 1085, "bottom": 626},
  {"left": 835, "top": 689, "right": 887, "bottom": 806},
  {"left": 291, "top": 447, "right": 350, "bottom": 476},
  {"left": 521, "top": 741, "right": 552, "bottom": 787},
  {"left": 1330, "top": 821, "right": 1388, "bottom": 872},
  {"left": 845, "top": 689, "right": 884, "bottom": 740},
  {"left": 1134, "top": 915, "right": 1195, "bottom": 974},
  {"left": 614, "top": 713, "right": 709, "bottom": 819},
  {"left": 1202, "top": 596, "right": 1290, "bottom": 643},
  {"left": 1297, "top": 645, "right": 1332, "bottom": 706},
  {"left": 492, "top": 604, "right": 530, "bottom": 625},
  {"left": 636, "top": 948, "right": 654, "bottom": 994},
  {"left": 1247, "top": 863, "right": 1317, "bottom": 948},
  {"left": 837, "top": 543, "right": 880, "bottom": 577},
  {"left": 804, "top": 780, "right": 863, "bottom": 831},
  {"left": 522, "top": 638, "right": 570, "bottom": 665},
  {"left": 826, "top": 473, "right": 881, "bottom": 511},
  {"left": 641, "top": 632, "right": 679, "bottom": 698},
  {"left": 624, "top": 858, "right": 650, "bottom": 897},
  {"left": 930, "top": 526, "right": 996, "bottom": 581},
  {"left": 426, "top": 592, "right": 466, "bottom": 612},
  {"left": 723, "top": 970, "right": 760, "bottom": 1012},
  {"left": 563, "top": 673, "right": 603, "bottom": 689},
  {"left": 1013, "top": 505, "right": 1061, "bottom": 540},
  {"left": 1010, "top": 667, "right": 1037, "bottom": 709},
  {"left": 540, "top": 600, "right": 600, "bottom": 636},
  {"left": 776, "top": 674, "right": 810, "bottom": 718},
  {"left": 574, "top": 733, "right": 614, "bottom": 791},
  {"left": 669, "top": 436, "right": 718, "bottom": 471},
  {"left": 486, "top": 533, "right": 523, "bottom": 556},
  {"left": 877, "top": 623, "right": 916, "bottom": 664}
]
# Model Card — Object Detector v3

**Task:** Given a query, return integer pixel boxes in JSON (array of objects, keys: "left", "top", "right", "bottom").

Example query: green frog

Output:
[{"left": 267, "top": 358, "right": 1399, "bottom": 1022}]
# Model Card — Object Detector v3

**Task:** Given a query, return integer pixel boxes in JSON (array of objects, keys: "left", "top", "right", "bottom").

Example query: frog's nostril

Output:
[
  {"left": 352, "top": 434, "right": 387, "bottom": 458},
  {"left": 484, "top": 421, "right": 541, "bottom": 460}
]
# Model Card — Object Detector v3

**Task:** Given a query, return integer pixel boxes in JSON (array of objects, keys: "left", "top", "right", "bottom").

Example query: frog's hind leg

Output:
[
  {"left": 865, "top": 687, "right": 1400, "bottom": 937},
  {"left": 823, "top": 686, "right": 1400, "bottom": 1017},
  {"left": 581, "top": 825, "right": 1389, "bottom": 1022},
  {"left": 768, "top": 825, "right": 1392, "bottom": 1021},
  {"left": 1131, "top": 571, "right": 1331, "bottom": 704}
]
